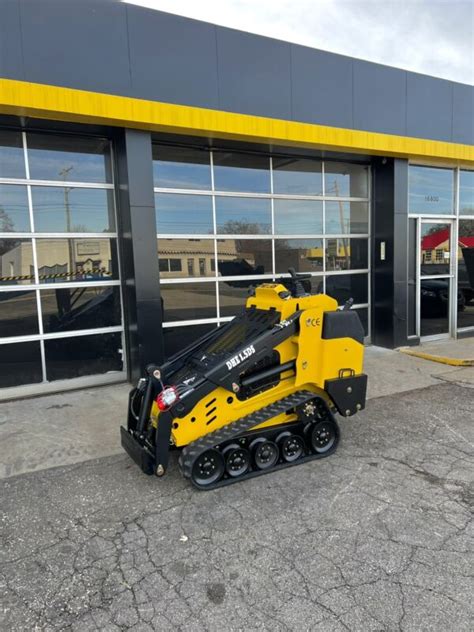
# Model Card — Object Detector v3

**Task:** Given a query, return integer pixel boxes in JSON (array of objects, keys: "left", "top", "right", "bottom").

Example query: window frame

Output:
[
  {"left": 153, "top": 145, "right": 371, "bottom": 340},
  {"left": 0, "top": 130, "right": 125, "bottom": 385}
]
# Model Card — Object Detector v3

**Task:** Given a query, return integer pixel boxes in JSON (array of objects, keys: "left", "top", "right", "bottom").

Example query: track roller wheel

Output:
[
  {"left": 222, "top": 443, "right": 250, "bottom": 478},
  {"left": 310, "top": 421, "right": 338, "bottom": 454},
  {"left": 191, "top": 448, "right": 224, "bottom": 487},
  {"left": 250, "top": 438, "right": 279, "bottom": 470},
  {"left": 276, "top": 432, "right": 305, "bottom": 463}
]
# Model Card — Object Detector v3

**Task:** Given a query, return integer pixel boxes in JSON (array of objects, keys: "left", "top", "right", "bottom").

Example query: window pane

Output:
[
  {"left": 325, "top": 274, "right": 368, "bottom": 305},
  {"left": 325, "top": 163, "right": 369, "bottom": 198},
  {"left": 275, "top": 239, "right": 323, "bottom": 273},
  {"left": 215, "top": 197, "right": 271, "bottom": 234},
  {"left": 458, "top": 219, "right": 474, "bottom": 330},
  {"left": 155, "top": 193, "right": 213, "bottom": 234},
  {"left": 32, "top": 187, "right": 115, "bottom": 233},
  {"left": 163, "top": 323, "right": 215, "bottom": 358},
  {"left": 41, "top": 286, "right": 121, "bottom": 334},
  {"left": 0, "top": 185, "right": 30, "bottom": 232},
  {"left": 0, "top": 341, "right": 42, "bottom": 387},
  {"left": 158, "top": 239, "right": 215, "bottom": 278},
  {"left": 213, "top": 152, "right": 270, "bottom": 193},
  {"left": 27, "top": 134, "right": 112, "bottom": 183},
  {"left": 460, "top": 171, "right": 474, "bottom": 216},
  {"left": 0, "top": 239, "right": 34, "bottom": 285},
  {"left": 326, "top": 239, "right": 368, "bottom": 271},
  {"left": 219, "top": 278, "right": 268, "bottom": 317},
  {"left": 36, "top": 238, "right": 118, "bottom": 283},
  {"left": 160, "top": 282, "right": 217, "bottom": 322},
  {"left": 45, "top": 332, "right": 123, "bottom": 381},
  {"left": 325, "top": 201, "right": 369, "bottom": 234},
  {"left": 409, "top": 166, "right": 454, "bottom": 215},
  {"left": 152, "top": 145, "right": 211, "bottom": 190},
  {"left": 0, "top": 130, "right": 25, "bottom": 179},
  {"left": 354, "top": 307, "right": 369, "bottom": 337},
  {"left": 272, "top": 158, "right": 323, "bottom": 195},
  {"left": 420, "top": 223, "right": 450, "bottom": 275},
  {"left": 274, "top": 200, "right": 323, "bottom": 234},
  {"left": 408, "top": 218, "right": 417, "bottom": 336},
  {"left": 304, "top": 275, "right": 324, "bottom": 295},
  {"left": 0, "top": 291, "right": 39, "bottom": 337},
  {"left": 217, "top": 239, "right": 272, "bottom": 276}
]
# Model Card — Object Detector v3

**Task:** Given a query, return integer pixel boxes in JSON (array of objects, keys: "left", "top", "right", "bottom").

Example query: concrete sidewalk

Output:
[{"left": 0, "top": 343, "right": 473, "bottom": 480}]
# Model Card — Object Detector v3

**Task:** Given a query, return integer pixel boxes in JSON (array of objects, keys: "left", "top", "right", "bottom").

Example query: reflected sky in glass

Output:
[
  {"left": 27, "top": 134, "right": 111, "bottom": 183},
  {"left": 409, "top": 166, "right": 454, "bottom": 214},
  {"left": 325, "top": 201, "right": 369, "bottom": 234},
  {"left": 325, "top": 163, "right": 368, "bottom": 198},
  {"left": 32, "top": 187, "right": 114, "bottom": 233},
  {"left": 153, "top": 146, "right": 211, "bottom": 190},
  {"left": 274, "top": 199, "right": 323, "bottom": 234},
  {"left": 460, "top": 171, "right": 474, "bottom": 215},
  {"left": 155, "top": 193, "right": 213, "bottom": 234},
  {"left": 213, "top": 152, "right": 270, "bottom": 193},
  {"left": 215, "top": 197, "right": 271, "bottom": 234},
  {"left": 0, "top": 185, "right": 30, "bottom": 232},
  {"left": 0, "top": 131, "right": 25, "bottom": 179},
  {"left": 273, "top": 158, "right": 322, "bottom": 195}
]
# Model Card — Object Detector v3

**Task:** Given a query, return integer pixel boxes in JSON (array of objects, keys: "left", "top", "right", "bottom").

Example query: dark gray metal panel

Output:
[
  {"left": 353, "top": 60, "right": 407, "bottom": 136},
  {"left": 121, "top": 127, "right": 155, "bottom": 208},
  {"left": 291, "top": 45, "right": 353, "bottom": 128},
  {"left": 452, "top": 83, "right": 474, "bottom": 145},
  {"left": 216, "top": 27, "right": 291, "bottom": 119},
  {"left": 19, "top": 0, "right": 131, "bottom": 95},
  {"left": 371, "top": 157, "right": 410, "bottom": 349},
  {"left": 115, "top": 129, "right": 164, "bottom": 379},
  {"left": 393, "top": 159, "right": 409, "bottom": 347},
  {"left": 0, "top": 0, "right": 24, "bottom": 80},
  {"left": 126, "top": 5, "right": 219, "bottom": 108},
  {"left": 2, "top": 2, "right": 471, "bottom": 147},
  {"left": 407, "top": 74, "right": 453, "bottom": 142}
]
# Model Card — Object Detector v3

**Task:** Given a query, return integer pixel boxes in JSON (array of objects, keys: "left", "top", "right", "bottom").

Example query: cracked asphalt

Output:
[{"left": 1, "top": 382, "right": 473, "bottom": 631}]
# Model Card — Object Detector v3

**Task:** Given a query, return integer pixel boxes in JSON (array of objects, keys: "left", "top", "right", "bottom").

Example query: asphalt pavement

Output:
[{"left": 1, "top": 381, "right": 473, "bottom": 631}]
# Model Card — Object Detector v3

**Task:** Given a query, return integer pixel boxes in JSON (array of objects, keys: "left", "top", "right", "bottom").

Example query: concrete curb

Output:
[{"left": 399, "top": 348, "right": 474, "bottom": 367}]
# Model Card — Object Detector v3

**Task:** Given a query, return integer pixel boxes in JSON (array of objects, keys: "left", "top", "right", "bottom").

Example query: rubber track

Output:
[{"left": 179, "top": 390, "right": 316, "bottom": 481}]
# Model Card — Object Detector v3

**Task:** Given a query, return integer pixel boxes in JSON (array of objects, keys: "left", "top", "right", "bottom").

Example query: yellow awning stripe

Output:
[{"left": 1, "top": 78, "right": 473, "bottom": 164}]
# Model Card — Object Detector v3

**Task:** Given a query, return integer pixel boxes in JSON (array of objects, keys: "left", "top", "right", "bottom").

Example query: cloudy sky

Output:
[{"left": 125, "top": 0, "right": 474, "bottom": 85}]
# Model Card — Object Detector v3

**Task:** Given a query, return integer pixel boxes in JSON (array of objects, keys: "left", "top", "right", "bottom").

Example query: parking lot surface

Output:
[{"left": 1, "top": 381, "right": 473, "bottom": 631}]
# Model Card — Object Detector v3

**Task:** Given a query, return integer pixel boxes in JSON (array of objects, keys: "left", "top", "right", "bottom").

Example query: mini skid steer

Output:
[{"left": 121, "top": 270, "right": 367, "bottom": 490}]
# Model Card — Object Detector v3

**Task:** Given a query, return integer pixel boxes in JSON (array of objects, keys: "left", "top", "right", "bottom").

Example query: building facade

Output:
[{"left": 0, "top": 0, "right": 473, "bottom": 398}]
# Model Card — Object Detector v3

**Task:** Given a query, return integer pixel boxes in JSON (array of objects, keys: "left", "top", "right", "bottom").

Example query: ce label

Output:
[{"left": 305, "top": 317, "right": 321, "bottom": 327}]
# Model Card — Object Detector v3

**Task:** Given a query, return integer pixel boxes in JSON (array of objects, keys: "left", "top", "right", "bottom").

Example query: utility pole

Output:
[
  {"left": 333, "top": 178, "right": 349, "bottom": 269},
  {"left": 59, "top": 166, "right": 74, "bottom": 278}
]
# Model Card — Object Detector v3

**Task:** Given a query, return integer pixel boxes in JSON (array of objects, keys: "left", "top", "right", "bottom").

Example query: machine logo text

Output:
[{"left": 226, "top": 345, "right": 256, "bottom": 370}]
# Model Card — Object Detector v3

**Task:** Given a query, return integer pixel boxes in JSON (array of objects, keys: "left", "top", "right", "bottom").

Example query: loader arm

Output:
[{"left": 121, "top": 273, "right": 367, "bottom": 489}]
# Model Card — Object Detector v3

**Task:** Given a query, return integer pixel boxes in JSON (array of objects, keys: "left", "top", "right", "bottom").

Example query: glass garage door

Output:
[
  {"left": 0, "top": 130, "right": 125, "bottom": 390},
  {"left": 152, "top": 145, "right": 371, "bottom": 356}
]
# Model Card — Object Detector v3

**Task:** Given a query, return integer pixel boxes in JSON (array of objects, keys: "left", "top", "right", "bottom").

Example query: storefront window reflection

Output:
[
  {"left": 0, "top": 131, "right": 123, "bottom": 387},
  {"left": 458, "top": 219, "right": 474, "bottom": 330},
  {"left": 153, "top": 145, "right": 371, "bottom": 356},
  {"left": 409, "top": 166, "right": 454, "bottom": 215}
]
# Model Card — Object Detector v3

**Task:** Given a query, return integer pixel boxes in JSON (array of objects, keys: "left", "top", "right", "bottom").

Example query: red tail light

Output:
[{"left": 156, "top": 386, "right": 179, "bottom": 411}]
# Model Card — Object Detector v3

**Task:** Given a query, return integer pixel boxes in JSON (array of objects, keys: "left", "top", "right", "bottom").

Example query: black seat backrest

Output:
[{"left": 322, "top": 310, "right": 365, "bottom": 344}]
